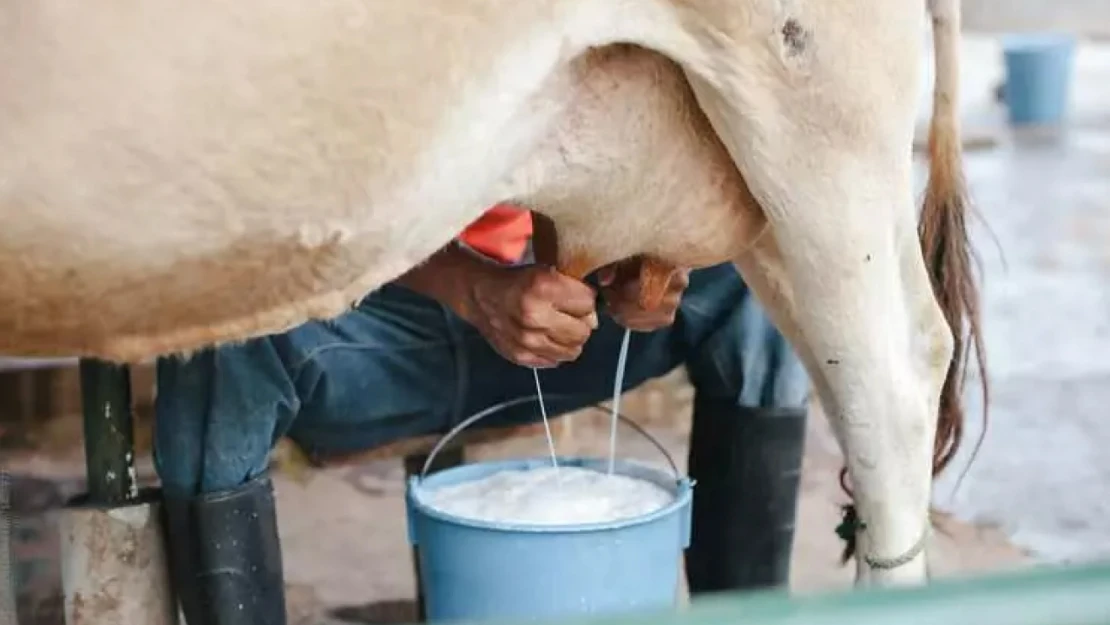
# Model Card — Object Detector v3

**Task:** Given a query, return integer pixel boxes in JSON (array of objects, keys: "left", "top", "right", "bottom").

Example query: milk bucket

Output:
[
  {"left": 405, "top": 400, "right": 694, "bottom": 623},
  {"left": 1002, "top": 33, "right": 1076, "bottom": 126}
]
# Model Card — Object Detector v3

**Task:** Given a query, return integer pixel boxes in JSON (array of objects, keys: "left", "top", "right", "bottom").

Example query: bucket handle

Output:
[{"left": 418, "top": 392, "right": 682, "bottom": 481}]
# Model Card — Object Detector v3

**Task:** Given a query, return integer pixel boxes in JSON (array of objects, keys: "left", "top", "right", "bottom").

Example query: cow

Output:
[{"left": 0, "top": 0, "right": 984, "bottom": 586}]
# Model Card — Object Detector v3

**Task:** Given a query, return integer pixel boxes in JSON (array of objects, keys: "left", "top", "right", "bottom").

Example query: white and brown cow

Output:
[{"left": 0, "top": 0, "right": 985, "bottom": 586}]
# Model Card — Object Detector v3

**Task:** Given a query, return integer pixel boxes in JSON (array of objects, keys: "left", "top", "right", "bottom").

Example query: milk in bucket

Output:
[{"left": 425, "top": 465, "right": 674, "bottom": 525}]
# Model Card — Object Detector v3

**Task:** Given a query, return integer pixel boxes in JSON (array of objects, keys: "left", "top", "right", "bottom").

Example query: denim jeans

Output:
[{"left": 153, "top": 263, "right": 809, "bottom": 496}]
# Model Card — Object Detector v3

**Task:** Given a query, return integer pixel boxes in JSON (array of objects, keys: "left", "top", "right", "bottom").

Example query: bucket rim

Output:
[
  {"left": 1002, "top": 33, "right": 1077, "bottom": 53},
  {"left": 406, "top": 456, "right": 693, "bottom": 535}
]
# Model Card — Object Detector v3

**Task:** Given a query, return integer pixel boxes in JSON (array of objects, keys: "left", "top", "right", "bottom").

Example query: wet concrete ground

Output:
[
  {"left": 923, "top": 36, "right": 1110, "bottom": 564},
  {"left": 963, "top": 0, "right": 1110, "bottom": 39}
]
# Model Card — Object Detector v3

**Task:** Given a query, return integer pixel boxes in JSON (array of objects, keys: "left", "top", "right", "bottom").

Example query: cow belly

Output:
[{"left": 0, "top": 215, "right": 454, "bottom": 363}]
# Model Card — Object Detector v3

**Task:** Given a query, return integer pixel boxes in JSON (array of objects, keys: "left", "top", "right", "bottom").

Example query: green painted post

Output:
[
  {"left": 0, "top": 472, "right": 13, "bottom": 625},
  {"left": 78, "top": 358, "right": 138, "bottom": 506}
]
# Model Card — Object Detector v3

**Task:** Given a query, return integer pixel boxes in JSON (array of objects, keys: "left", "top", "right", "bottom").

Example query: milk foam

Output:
[{"left": 424, "top": 465, "right": 673, "bottom": 525}]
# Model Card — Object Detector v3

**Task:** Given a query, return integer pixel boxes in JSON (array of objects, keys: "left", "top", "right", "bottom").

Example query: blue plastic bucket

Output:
[
  {"left": 1002, "top": 34, "right": 1076, "bottom": 126},
  {"left": 405, "top": 407, "right": 693, "bottom": 623}
]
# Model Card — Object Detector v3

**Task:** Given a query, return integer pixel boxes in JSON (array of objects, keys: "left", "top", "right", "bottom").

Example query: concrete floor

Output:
[
  {"left": 963, "top": 0, "right": 1110, "bottom": 38},
  {"left": 963, "top": 0, "right": 1110, "bottom": 39}
]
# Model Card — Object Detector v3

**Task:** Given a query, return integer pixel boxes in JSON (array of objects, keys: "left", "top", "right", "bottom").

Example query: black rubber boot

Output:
[
  {"left": 162, "top": 474, "right": 287, "bottom": 625},
  {"left": 684, "top": 396, "right": 807, "bottom": 595}
]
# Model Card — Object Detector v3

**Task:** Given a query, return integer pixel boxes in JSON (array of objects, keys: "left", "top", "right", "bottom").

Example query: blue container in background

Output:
[
  {"left": 406, "top": 456, "right": 694, "bottom": 623},
  {"left": 1002, "top": 34, "right": 1076, "bottom": 126}
]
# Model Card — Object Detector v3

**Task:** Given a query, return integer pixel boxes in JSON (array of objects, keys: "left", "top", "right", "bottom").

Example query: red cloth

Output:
[{"left": 457, "top": 204, "right": 533, "bottom": 263}]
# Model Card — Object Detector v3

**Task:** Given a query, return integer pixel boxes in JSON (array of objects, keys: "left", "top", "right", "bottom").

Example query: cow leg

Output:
[{"left": 726, "top": 161, "right": 951, "bottom": 586}]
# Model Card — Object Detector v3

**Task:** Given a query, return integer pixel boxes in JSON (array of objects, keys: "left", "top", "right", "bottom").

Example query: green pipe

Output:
[
  {"left": 434, "top": 562, "right": 1110, "bottom": 625},
  {"left": 666, "top": 563, "right": 1110, "bottom": 625},
  {"left": 78, "top": 358, "right": 138, "bottom": 506}
]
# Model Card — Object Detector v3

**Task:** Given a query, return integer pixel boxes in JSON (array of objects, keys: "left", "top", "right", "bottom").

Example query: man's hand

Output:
[
  {"left": 395, "top": 241, "right": 686, "bottom": 367},
  {"left": 598, "top": 259, "right": 690, "bottom": 332},
  {"left": 463, "top": 265, "right": 599, "bottom": 368}
]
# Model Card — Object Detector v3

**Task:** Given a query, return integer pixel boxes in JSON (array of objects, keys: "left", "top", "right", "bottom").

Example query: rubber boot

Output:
[
  {"left": 162, "top": 474, "right": 287, "bottom": 625},
  {"left": 684, "top": 396, "right": 807, "bottom": 595}
]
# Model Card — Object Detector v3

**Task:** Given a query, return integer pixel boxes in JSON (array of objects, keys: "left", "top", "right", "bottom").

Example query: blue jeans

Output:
[{"left": 153, "top": 263, "right": 808, "bottom": 496}]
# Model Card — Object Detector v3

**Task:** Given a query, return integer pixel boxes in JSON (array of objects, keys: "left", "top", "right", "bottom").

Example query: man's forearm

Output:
[{"left": 393, "top": 241, "right": 497, "bottom": 320}]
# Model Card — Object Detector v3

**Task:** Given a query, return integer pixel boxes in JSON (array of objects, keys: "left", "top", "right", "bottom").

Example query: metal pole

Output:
[
  {"left": 78, "top": 359, "right": 138, "bottom": 506},
  {"left": 0, "top": 471, "right": 14, "bottom": 625},
  {"left": 63, "top": 359, "right": 176, "bottom": 624}
]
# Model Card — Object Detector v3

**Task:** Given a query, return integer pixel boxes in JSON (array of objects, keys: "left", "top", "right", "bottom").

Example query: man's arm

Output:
[
  {"left": 394, "top": 239, "right": 691, "bottom": 366},
  {"left": 393, "top": 241, "right": 599, "bottom": 368},
  {"left": 392, "top": 241, "right": 497, "bottom": 322}
]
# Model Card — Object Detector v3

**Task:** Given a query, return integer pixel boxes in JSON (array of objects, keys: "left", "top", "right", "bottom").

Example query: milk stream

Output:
[
  {"left": 607, "top": 328, "right": 632, "bottom": 474},
  {"left": 531, "top": 326, "right": 631, "bottom": 478},
  {"left": 429, "top": 331, "right": 665, "bottom": 525},
  {"left": 531, "top": 367, "right": 560, "bottom": 478}
]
